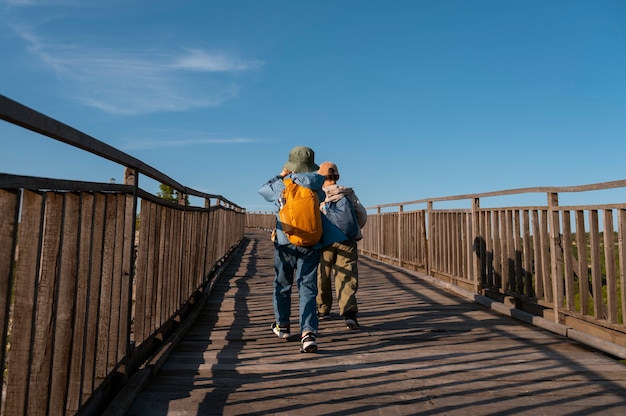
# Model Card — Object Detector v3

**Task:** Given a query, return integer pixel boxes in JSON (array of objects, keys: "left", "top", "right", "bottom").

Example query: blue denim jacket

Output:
[{"left": 259, "top": 172, "right": 347, "bottom": 249}]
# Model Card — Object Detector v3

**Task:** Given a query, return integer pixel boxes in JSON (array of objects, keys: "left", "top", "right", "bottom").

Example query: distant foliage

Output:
[{"left": 157, "top": 183, "right": 189, "bottom": 205}]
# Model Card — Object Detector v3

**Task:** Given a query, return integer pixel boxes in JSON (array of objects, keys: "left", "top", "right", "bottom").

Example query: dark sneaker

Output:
[
  {"left": 271, "top": 322, "right": 290, "bottom": 339},
  {"left": 344, "top": 313, "right": 359, "bottom": 330},
  {"left": 317, "top": 312, "right": 331, "bottom": 320},
  {"left": 300, "top": 332, "right": 318, "bottom": 353}
]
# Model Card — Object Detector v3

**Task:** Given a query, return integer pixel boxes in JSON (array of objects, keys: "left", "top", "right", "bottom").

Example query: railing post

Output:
[
  {"left": 398, "top": 205, "right": 404, "bottom": 268},
  {"left": 427, "top": 200, "right": 433, "bottom": 276},
  {"left": 548, "top": 192, "right": 563, "bottom": 323},
  {"left": 472, "top": 197, "right": 481, "bottom": 293},
  {"left": 377, "top": 207, "right": 382, "bottom": 260},
  {"left": 178, "top": 191, "right": 187, "bottom": 206},
  {"left": 203, "top": 197, "right": 212, "bottom": 284},
  {"left": 123, "top": 167, "right": 139, "bottom": 365}
]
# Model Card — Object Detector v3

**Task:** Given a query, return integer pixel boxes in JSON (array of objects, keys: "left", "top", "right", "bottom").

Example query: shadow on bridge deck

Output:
[{"left": 126, "top": 229, "right": 626, "bottom": 416}]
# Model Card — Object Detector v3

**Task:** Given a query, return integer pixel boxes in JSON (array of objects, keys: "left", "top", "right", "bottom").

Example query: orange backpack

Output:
[{"left": 278, "top": 178, "right": 323, "bottom": 247}]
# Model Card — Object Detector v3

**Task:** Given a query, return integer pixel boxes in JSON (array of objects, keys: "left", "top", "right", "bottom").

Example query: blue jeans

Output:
[{"left": 273, "top": 243, "right": 320, "bottom": 335}]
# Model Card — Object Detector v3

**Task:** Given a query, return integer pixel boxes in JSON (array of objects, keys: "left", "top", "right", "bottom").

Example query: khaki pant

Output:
[{"left": 316, "top": 239, "right": 359, "bottom": 317}]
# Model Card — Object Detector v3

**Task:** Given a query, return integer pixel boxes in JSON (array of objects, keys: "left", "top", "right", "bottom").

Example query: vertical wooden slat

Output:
[
  {"left": 589, "top": 210, "right": 603, "bottom": 319},
  {"left": 398, "top": 207, "right": 404, "bottom": 268},
  {"left": 456, "top": 212, "right": 463, "bottom": 277},
  {"left": 119, "top": 193, "right": 134, "bottom": 361},
  {"left": 190, "top": 211, "right": 200, "bottom": 288},
  {"left": 163, "top": 204, "right": 173, "bottom": 324},
  {"left": 408, "top": 211, "right": 415, "bottom": 269},
  {"left": 107, "top": 194, "right": 125, "bottom": 370},
  {"left": 179, "top": 209, "right": 188, "bottom": 301},
  {"left": 532, "top": 210, "right": 543, "bottom": 298},
  {"left": 147, "top": 201, "right": 160, "bottom": 340},
  {"left": 96, "top": 194, "right": 117, "bottom": 381},
  {"left": 5, "top": 190, "right": 43, "bottom": 416},
  {"left": 458, "top": 211, "right": 464, "bottom": 279},
  {"left": 189, "top": 209, "right": 197, "bottom": 291},
  {"left": 173, "top": 208, "right": 183, "bottom": 309},
  {"left": 548, "top": 193, "right": 563, "bottom": 322},
  {"left": 0, "top": 189, "right": 19, "bottom": 406},
  {"left": 28, "top": 192, "right": 64, "bottom": 416},
  {"left": 393, "top": 213, "right": 399, "bottom": 262},
  {"left": 149, "top": 202, "right": 162, "bottom": 337},
  {"left": 575, "top": 210, "right": 589, "bottom": 315},
  {"left": 200, "top": 210, "right": 210, "bottom": 282},
  {"left": 196, "top": 211, "right": 204, "bottom": 286},
  {"left": 82, "top": 192, "right": 106, "bottom": 400},
  {"left": 441, "top": 213, "right": 447, "bottom": 274},
  {"left": 158, "top": 206, "right": 170, "bottom": 325},
  {"left": 450, "top": 213, "right": 456, "bottom": 275},
  {"left": 522, "top": 210, "right": 533, "bottom": 297},
  {"left": 603, "top": 209, "right": 617, "bottom": 323},
  {"left": 401, "top": 211, "right": 409, "bottom": 269},
  {"left": 411, "top": 211, "right": 417, "bottom": 268},
  {"left": 206, "top": 208, "right": 214, "bottom": 271},
  {"left": 411, "top": 212, "right": 417, "bottom": 268},
  {"left": 445, "top": 212, "right": 451, "bottom": 275},
  {"left": 184, "top": 210, "right": 193, "bottom": 294},
  {"left": 199, "top": 210, "right": 208, "bottom": 284},
  {"left": 66, "top": 192, "right": 94, "bottom": 412},
  {"left": 451, "top": 212, "right": 457, "bottom": 275},
  {"left": 485, "top": 211, "right": 493, "bottom": 287},
  {"left": 438, "top": 212, "right": 444, "bottom": 274},
  {"left": 540, "top": 209, "right": 552, "bottom": 302},
  {"left": 475, "top": 211, "right": 484, "bottom": 286},
  {"left": 466, "top": 212, "right": 473, "bottom": 284},
  {"left": 513, "top": 210, "right": 523, "bottom": 294},
  {"left": 504, "top": 210, "right": 513, "bottom": 292},
  {"left": 429, "top": 212, "right": 435, "bottom": 272},
  {"left": 493, "top": 211, "right": 502, "bottom": 289},
  {"left": 48, "top": 192, "right": 80, "bottom": 415},
  {"left": 158, "top": 207, "right": 171, "bottom": 329},
  {"left": 618, "top": 209, "right": 626, "bottom": 324},
  {"left": 154, "top": 205, "right": 166, "bottom": 327},
  {"left": 133, "top": 199, "right": 149, "bottom": 343},
  {"left": 562, "top": 211, "right": 575, "bottom": 311},
  {"left": 409, "top": 211, "right": 416, "bottom": 270}
]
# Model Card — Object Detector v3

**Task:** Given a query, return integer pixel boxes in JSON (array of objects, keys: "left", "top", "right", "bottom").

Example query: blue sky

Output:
[{"left": 1, "top": 0, "right": 625, "bottom": 212}]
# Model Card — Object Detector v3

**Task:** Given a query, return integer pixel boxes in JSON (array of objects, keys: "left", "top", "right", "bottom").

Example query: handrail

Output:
[
  {"left": 367, "top": 179, "right": 626, "bottom": 210},
  {"left": 0, "top": 94, "right": 243, "bottom": 209}
]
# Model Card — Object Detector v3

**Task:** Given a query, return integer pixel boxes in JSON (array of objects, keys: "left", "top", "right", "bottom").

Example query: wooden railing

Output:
[
  {"left": 247, "top": 182, "right": 626, "bottom": 359},
  {"left": 0, "top": 95, "right": 245, "bottom": 415}
]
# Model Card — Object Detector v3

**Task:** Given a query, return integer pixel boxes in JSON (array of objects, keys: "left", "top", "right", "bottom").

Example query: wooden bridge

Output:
[
  {"left": 2, "top": 95, "right": 626, "bottom": 415},
  {"left": 120, "top": 229, "right": 626, "bottom": 416}
]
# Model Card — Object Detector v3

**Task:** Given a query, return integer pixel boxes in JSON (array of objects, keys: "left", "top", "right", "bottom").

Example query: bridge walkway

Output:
[{"left": 126, "top": 229, "right": 626, "bottom": 415}]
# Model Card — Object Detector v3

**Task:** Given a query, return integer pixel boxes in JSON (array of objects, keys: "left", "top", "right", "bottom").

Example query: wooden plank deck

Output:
[{"left": 127, "top": 229, "right": 626, "bottom": 416}]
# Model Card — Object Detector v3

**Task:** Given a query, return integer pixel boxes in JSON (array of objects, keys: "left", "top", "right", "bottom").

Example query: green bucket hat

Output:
[{"left": 283, "top": 146, "right": 319, "bottom": 173}]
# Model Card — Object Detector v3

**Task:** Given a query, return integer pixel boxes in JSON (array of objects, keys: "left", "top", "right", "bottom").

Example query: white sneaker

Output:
[
  {"left": 271, "top": 322, "right": 290, "bottom": 339},
  {"left": 300, "top": 332, "right": 317, "bottom": 353}
]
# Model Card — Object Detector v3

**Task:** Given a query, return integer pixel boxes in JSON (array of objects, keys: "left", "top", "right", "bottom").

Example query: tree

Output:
[
  {"left": 157, "top": 183, "right": 177, "bottom": 201},
  {"left": 157, "top": 183, "right": 190, "bottom": 205}
]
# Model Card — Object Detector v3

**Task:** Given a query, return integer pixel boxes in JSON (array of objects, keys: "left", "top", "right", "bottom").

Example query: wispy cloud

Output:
[
  {"left": 173, "top": 48, "right": 263, "bottom": 72},
  {"left": 3, "top": 0, "right": 35, "bottom": 5},
  {"left": 13, "top": 27, "right": 265, "bottom": 115},
  {"left": 121, "top": 137, "right": 258, "bottom": 151}
]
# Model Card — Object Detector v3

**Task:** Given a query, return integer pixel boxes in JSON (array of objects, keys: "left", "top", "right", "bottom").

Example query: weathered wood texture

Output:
[
  {"left": 0, "top": 180, "right": 244, "bottom": 415},
  {"left": 128, "top": 229, "right": 626, "bottom": 416}
]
